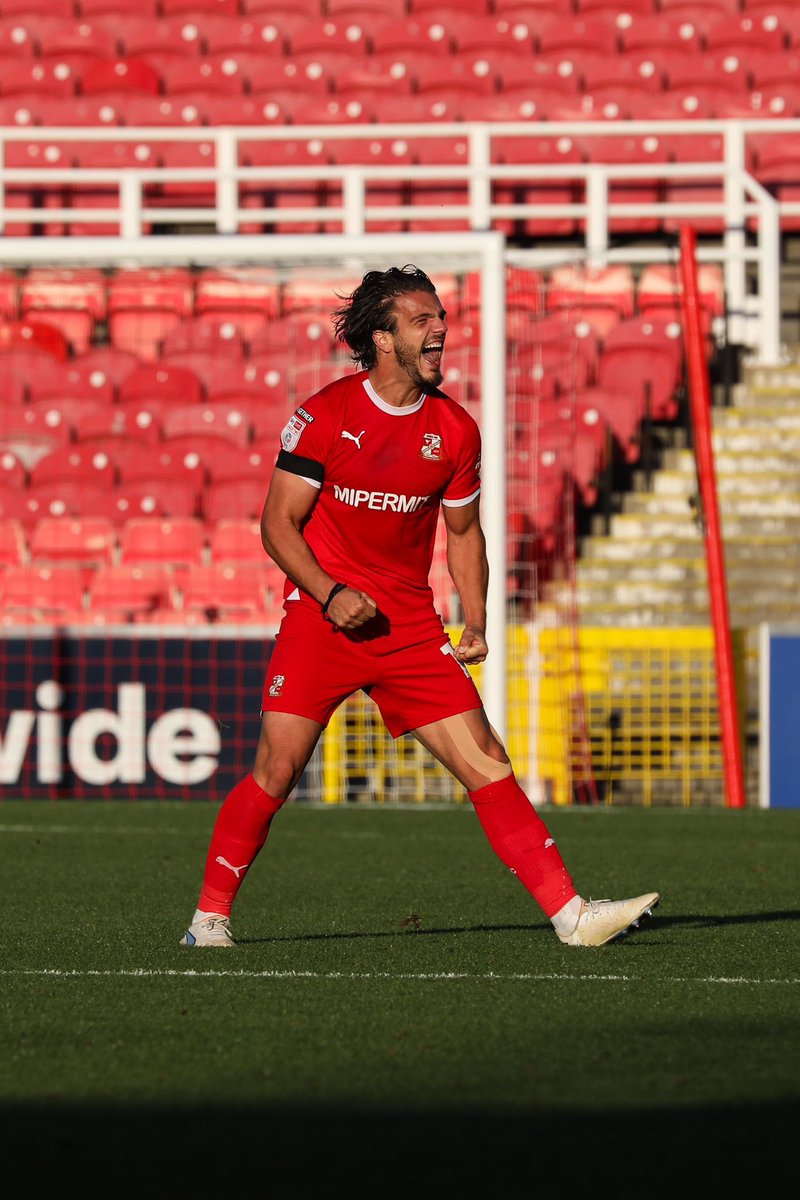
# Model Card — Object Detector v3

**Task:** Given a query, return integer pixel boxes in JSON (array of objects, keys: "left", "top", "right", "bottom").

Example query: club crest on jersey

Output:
[
  {"left": 268, "top": 674, "right": 285, "bottom": 697},
  {"left": 420, "top": 433, "right": 443, "bottom": 460},
  {"left": 281, "top": 414, "right": 306, "bottom": 452}
]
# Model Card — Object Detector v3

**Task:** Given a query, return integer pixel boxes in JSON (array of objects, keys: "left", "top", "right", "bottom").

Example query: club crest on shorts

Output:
[
  {"left": 268, "top": 674, "right": 285, "bottom": 697},
  {"left": 281, "top": 414, "right": 306, "bottom": 452},
  {"left": 420, "top": 433, "right": 443, "bottom": 460}
]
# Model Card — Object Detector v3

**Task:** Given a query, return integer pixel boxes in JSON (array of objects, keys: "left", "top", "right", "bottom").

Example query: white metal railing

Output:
[{"left": 0, "top": 118, "right": 792, "bottom": 361}]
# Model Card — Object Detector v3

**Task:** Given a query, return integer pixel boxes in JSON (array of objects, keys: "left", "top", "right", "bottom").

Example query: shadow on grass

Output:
[
  {"left": 241, "top": 909, "right": 800, "bottom": 946},
  {"left": 4, "top": 1101, "right": 796, "bottom": 1192}
]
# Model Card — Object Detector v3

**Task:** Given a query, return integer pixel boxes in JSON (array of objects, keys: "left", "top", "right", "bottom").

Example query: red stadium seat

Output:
[
  {"left": 111, "top": 478, "right": 201, "bottom": 521},
  {"left": 160, "top": 323, "right": 246, "bottom": 364},
  {"left": 15, "top": 482, "right": 108, "bottom": 525},
  {"left": 181, "top": 562, "right": 272, "bottom": 618},
  {"left": 158, "top": 52, "right": 256, "bottom": 96},
  {"left": 637, "top": 263, "right": 724, "bottom": 324},
  {"left": 0, "top": 320, "right": 70, "bottom": 361},
  {"left": 36, "top": 18, "right": 119, "bottom": 62},
  {"left": 0, "top": 17, "right": 38, "bottom": 58},
  {"left": 118, "top": 94, "right": 206, "bottom": 126},
  {"left": 598, "top": 316, "right": 685, "bottom": 422},
  {"left": 194, "top": 267, "right": 281, "bottom": 326},
  {"left": 28, "top": 517, "right": 117, "bottom": 568},
  {"left": 287, "top": 19, "right": 370, "bottom": 55},
  {"left": 198, "top": 14, "right": 290, "bottom": 54},
  {"left": 75, "top": 408, "right": 163, "bottom": 446},
  {"left": 80, "top": 57, "right": 162, "bottom": 96},
  {"left": 412, "top": 53, "right": 501, "bottom": 96},
  {"left": 704, "top": 12, "right": 788, "bottom": 54},
  {"left": 657, "top": 0, "right": 742, "bottom": 13},
  {"left": 88, "top": 563, "right": 176, "bottom": 617},
  {"left": 29, "top": 447, "right": 117, "bottom": 491},
  {"left": 117, "top": 362, "right": 203, "bottom": 407},
  {"left": 546, "top": 264, "right": 635, "bottom": 338},
  {"left": 0, "top": 517, "right": 25, "bottom": 566},
  {"left": 0, "top": 346, "right": 75, "bottom": 403},
  {"left": 108, "top": 313, "right": 184, "bottom": 364},
  {"left": 73, "top": 347, "right": 141, "bottom": 392},
  {"left": 0, "top": 564, "right": 86, "bottom": 617},
  {"left": 160, "top": 403, "right": 254, "bottom": 448},
  {"left": 108, "top": 269, "right": 194, "bottom": 361},
  {"left": 24, "top": 398, "right": 108, "bottom": 446},
  {"left": 1, "top": 58, "right": 80, "bottom": 97},
  {"left": 118, "top": 516, "right": 206, "bottom": 567},
  {"left": 19, "top": 268, "right": 107, "bottom": 354},
  {"left": 0, "top": 449, "right": 26, "bottom": 490},
  {"left": 203, "top": 478, "right": 267, "bottom": 522},
  {"left": 618, "top": 11, "right": 704, "bottom": 54},
  {"left": 369, "top": 15, "right": 456, "bottom": 55},
  {"left": 25, "top": 360, "right": 117, "bottom": 413},
  {"left": 160, "top": 0, "right": 240, "bottom": 12},
  {"left": 452, "top": 13, "right": 536, "bottom": 54},
  {"left": 113, "top": 440, "right": 206, "bottom": 489},
  {"left": 325, "top": 0, "right": 399, "bottom": 14},
  {"left": 205, "top": 356, "right": 291, "bottom": 416},
  {"left": 536, "top": 13, "right": 620, "bottom": 55},
  {"left": 210, "top": 518, "right": 266, "bottom": 563},
  {"left": 573, "top": 387, "right": 644, "bottom": 464},
  {"left": 81, "top": 0, "right": 159, "bottom": 14},
  {"left": 96, "top": 15, "right": 202, "bottom": 61},
  {"left": 160, "top": 436, "right": 270, "bottom": 486}
]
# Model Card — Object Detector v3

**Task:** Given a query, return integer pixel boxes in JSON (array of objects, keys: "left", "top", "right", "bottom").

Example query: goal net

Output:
[{"left": 0, "top": 231, "right": 596, "bottom": 805}]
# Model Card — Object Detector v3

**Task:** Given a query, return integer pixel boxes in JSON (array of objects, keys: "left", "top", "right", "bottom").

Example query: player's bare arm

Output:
[
  {"left": 443, "top": 498, "right": 489, "bottom": 664},
  {"left": 261, "top": 468, "right": 377, "bottom": 629}
]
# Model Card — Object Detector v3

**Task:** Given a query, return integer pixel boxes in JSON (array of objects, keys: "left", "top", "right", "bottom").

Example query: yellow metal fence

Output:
[{"left": 317, "top": 626, "right": 744, "bottom": 807}]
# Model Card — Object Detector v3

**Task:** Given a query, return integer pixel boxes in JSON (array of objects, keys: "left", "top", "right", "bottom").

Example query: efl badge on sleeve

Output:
[
  {"left": 281, "top": 414, "right": 306, "bottom": 452},
  {"left": 420, "top": 433, "right": 443, "bottom": 460}
]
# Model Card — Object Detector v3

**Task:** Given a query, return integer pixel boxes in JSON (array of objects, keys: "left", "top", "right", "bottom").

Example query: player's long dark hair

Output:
[{"left": 332, "top": 264, "right": 437, "bottom": 369}]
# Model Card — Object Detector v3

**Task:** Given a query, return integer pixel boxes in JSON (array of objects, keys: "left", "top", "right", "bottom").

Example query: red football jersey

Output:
[{"left": 275, "top": 369, "right": 481, "bottom": 639}]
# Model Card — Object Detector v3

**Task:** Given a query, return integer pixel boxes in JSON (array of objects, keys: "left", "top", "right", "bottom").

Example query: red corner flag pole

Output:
[{"left": 679, "top": 226, "right": 747, "bottom": 808}]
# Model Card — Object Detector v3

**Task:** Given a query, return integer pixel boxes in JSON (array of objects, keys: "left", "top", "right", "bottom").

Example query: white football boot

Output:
[
  {"left": 558, "top": 893, "right": 660, "bottom": 947},
  {"left": 180, "top": 912, "right": 236, "bottom": 947}
]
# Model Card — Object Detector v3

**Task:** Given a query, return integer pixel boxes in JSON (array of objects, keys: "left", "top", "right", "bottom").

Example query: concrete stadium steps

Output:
[
  {"left": 621, "top": 491, "right": 800, "bottom": 517},
  {"left": 605, "top": 512, "right": 800, "bottom": 538},
  {"left": 581, "top": 534, "right": 800, "bottom": 561},
  {"left": 641, "top": 469, "right": 800, "bottom": 499},
  {"left": 569, "top": 601, "right": 800, "bottom": 628},
  {"left": 576, "top": 557, "right": 800, "bottom": 589},
  {"left": 551, "top": 574, "right": 799, "bottom": 610}
]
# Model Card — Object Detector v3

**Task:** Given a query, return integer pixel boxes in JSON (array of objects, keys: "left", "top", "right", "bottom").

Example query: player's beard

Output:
[{"left": 394, "top": 336, "right": 443, "bottom": 390}]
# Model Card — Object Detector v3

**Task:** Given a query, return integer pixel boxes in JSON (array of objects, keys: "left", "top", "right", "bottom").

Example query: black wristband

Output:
[{"left": 321, "top": 582, "right": 347, "bottom": 620}]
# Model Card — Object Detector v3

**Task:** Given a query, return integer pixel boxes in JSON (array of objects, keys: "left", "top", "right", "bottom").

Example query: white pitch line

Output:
[{"left": 0, "top": 968, "right": 796, "bottom": 986}]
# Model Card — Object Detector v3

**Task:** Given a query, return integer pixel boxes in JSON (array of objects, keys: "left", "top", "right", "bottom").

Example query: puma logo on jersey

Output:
[
  {"left": 215, "top": 856, "right": 248, "bottom": 878},
  {"left": 341, "top": 429, "right": 364, "bottom": 449}
]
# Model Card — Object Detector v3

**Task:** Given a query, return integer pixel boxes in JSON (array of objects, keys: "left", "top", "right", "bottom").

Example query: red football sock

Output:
[
  {"left": 197, "top": 774, "right": 286, "bottom": 916},
  {"left": 468, "top": 774, "right": 578, "bottom": 918}
]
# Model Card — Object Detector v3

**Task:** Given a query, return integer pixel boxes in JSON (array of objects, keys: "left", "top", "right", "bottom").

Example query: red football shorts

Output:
[{"left": 261, "top": 600, "right": 483, "bottom": 737}]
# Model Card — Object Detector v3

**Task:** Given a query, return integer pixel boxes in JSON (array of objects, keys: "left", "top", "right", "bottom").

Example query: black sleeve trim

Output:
[{"left": 276, "top": 449, "right": 324, "bottom": 484}]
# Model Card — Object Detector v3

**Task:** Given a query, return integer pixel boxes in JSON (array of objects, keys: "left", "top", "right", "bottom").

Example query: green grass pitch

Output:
[{"left": 1, "top": 800, "right": 797, "bottom": 1194}]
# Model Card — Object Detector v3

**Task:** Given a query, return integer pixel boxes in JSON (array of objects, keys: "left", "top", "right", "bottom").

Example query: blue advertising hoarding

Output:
[{"left": 759, "top": 624, "right": 800, "bottom": 809}]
